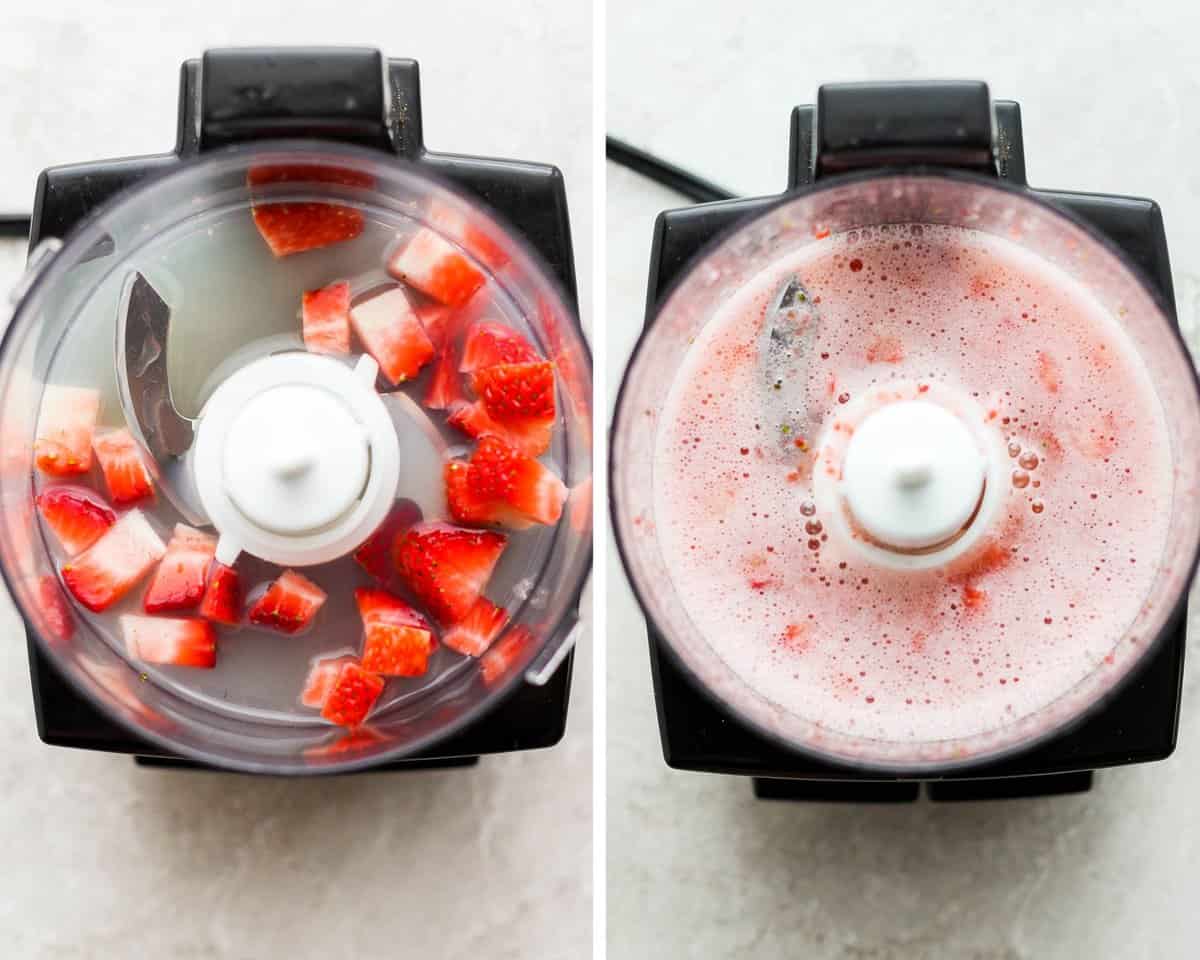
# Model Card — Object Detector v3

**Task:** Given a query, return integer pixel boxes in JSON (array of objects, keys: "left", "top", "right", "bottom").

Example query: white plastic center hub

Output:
[
  {"left": 193, "top": 352, "right": 400, "bottom": 566},
  {"left": 223, "top": 384, "right": 369, "bottom": 535},
  {"left": 841, "top": 400, "right": 985, "bottom": 550}
]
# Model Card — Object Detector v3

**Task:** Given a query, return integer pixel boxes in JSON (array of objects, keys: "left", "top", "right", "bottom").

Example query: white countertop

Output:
[
  {"left": 607, "top": 1, "right": 1200, "bottom": 957},
  {"left": 0, "top": 3, "right": 591, "bottom": 958}
]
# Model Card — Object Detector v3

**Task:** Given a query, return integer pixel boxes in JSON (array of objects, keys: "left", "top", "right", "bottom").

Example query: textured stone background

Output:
[
  {"left": 607, "top": 1, "right": 1200, "bottom": 957},
  {"left": 0, "top": 3, "right": 592, "bottom": 958}
]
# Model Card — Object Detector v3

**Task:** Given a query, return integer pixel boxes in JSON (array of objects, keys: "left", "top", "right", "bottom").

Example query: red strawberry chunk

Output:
[
  {"left": 387, "top": 228, "right": 485, "bottom": 307},
  {"left": 199, "top": 561, "right": 243, "bottom": 626},
  {"left": 301, "top": 655, "right": 357, "bottom": 708},
  {"left": 247, "top": 164, "right": 370, "bottom": 257},
  {"left": 394, "top": 522, "right": 507, "bottom": 624},
  {"left": 35, "top": 385, "right": 100, "bottom": 477},
  {"left": 460, "top": 322, "right": 540, "bottom": 372},
  {"left": 480, "top": 625, "right": 535, "bottom": 686},
  {"left": 321, "top": 661, "right": 385, "bottom": 728},
  {"left": 448, "top": 401, "right": 553, "bottom": 458},
  {"left": 143, "top": 524, "right": 216, "bottom": 613},
  {"left": 355, "top": 587, "right": 436, "bottom": 677},
  {"left": 442, "top": 597, "right": 509, "bottom": 657},
  {"left": 428, "top": 199, "right": 510, "bottom": 271},
  {"left": 247, "top": 569, "right": 327, "bottom": 634},
  {"left": 424, "top": 336, "right": 467, "bottom": 410},
  {"left": 61, "top": 510, "right": 165, "bottom": 612},
  {"left": 120, "top": 615, "right": 216, "bottom": 668},
  {"left": 34, "top": 574, "right": 75, "bottom": 645},
  {"left": 350, "top": 287, "right": 435, "bottom": 385},
  {"left": 445, "top": 436, "right": 566, "bottom": 529},
  {"left": 36, "top": 485, "right": 116, "bottom": 556},
  {"left": 353, "top": 499, "right": 422, "bottom": 583},
  {"left": 301, "top": 280, "right": 352, "bottom": 354},
  {"left": 471, "top": 361, "right": 556, "bottom": 421},
  {"left": 93, "top": 428, "right": 154, "bottom": 504},
  {"left": 413, "top": 300, "right": 458, "bottom": 350}
]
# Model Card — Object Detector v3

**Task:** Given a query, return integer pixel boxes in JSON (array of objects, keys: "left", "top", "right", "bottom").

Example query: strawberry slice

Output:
[
  {"left": 424, "top": 337, "right": 468, "bottom": 410},
  {"left": 413, "top": 300, "right": 458, "bottom": 350},
  {"left": 355, "top": 587, "right": 436, "bottom": 677},
  {"left": 350, "top": 287, "right": 435, "bottom": 385},
  {"left": 301, "top": 280, "right": 352, "bottom": 354},
  {"left": 353, "top": 499, "right": 422, "bottom": 583},
  {"left": 120, "top": 615, "right": 216, "bottom": 668},
  {"left": 428, "top": 199, "right": 509, "bottom": 271},
  {"left": 247, "top": 569, "right": 327, "bottom": 634},
  {"left": 199, "top": 561, "right": 243, "bottom": 626},
  {"left": 448, "top": 401, "right": 553, "bottom": 458},
  {"left": 393, "top": 522, "right": 507, "bottom": 624},
  {"left": 34, "top": 574, "right": 75, "bottom": 645},
  {"left": 143, "top": 524, "right": 216, "bottom": 613},
  {"left": 36, "top": 485, "right": 116, "bottom": 556},
  {"left": 445, "top": 436, "right": 566, "bottom": 529},
  {"left": 442, "top": 597, "right": 509, "bottom": 657},
  {"left": 301, "top": 654, "right": 358, "bottom": 708},
  {"left": 247, "top": 164, "right": 370, "bottom": 257},
  {"left": 321, "top": 661, "right": 385, "bottom": 728},
  {"left": 93, "top": 428, "right": 154, "bottom": 504},
  {"left": 61, "top": 510, "right": 165, "bottom": 612},
  {"left": 480, "top": 625, "right": 535, "bottom": 686},
  {"left": 387, "top": 228, "right": 486, "bottom": 307},
  {"left": 460, "top": 322, "right": 540, "bottom": 372},
  {"left": 471, "top": 361, "right": 556, "bottom": 420},
  {"left": 35, "top": 385, "right": 100, "bottom": 477}
]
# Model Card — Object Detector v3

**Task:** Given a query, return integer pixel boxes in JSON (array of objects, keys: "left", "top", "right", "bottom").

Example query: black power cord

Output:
[
  {"left": 605, "top": 136, "right": 735, "bottom": 203},
  {"left": 0, "top": 214, "right": 31, "bottom": 239}
]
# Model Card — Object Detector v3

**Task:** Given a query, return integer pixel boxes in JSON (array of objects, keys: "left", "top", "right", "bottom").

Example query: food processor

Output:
[
  {"left": 1, "top": 48, "right": 592, "bottom": 774},
  {"left": 611, "top": 81, "right": 1200, "bottom": 800}
]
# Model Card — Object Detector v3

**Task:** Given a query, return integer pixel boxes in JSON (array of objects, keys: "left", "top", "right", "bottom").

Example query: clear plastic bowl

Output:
[
  {"left": 0, "top": 141, "right": 592, "bottom": 774},
  {"left": 612, "top": 172, "right": 1200, "bottom": 773}
]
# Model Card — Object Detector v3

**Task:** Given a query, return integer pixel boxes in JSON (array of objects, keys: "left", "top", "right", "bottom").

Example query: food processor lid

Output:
[{"left": 193, "top": 352, "right": 399, "bottom": 566}]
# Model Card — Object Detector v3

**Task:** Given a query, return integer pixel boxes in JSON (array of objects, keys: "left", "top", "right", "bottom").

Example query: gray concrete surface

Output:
[
  {"left": 607, "top": 2, "right": 1200, "bottom": 957},
  {"left": 0, "top": 3, "right": 591, "bottom": 958}
]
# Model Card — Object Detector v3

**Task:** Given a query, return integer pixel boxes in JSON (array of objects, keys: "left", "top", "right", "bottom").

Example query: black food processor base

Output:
[
  {"left": 24, "top": 49, "right": 581, "bottom": 773},
  {"left": 641, "top": 83, "right": 1187, "bottom": 801}
]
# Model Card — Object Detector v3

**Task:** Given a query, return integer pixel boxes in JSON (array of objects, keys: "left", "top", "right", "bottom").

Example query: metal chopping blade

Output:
[
  {"left": 757, "top": 274, "right": 821, "bottom": 455},
  {"left": 116, "top": 271, "right": 207, "bottom": 525}
]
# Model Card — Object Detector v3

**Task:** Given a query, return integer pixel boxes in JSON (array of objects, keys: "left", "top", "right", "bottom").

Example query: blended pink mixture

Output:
[{"left": 654, "top": 223, "right": 1173, "bottom": 743}]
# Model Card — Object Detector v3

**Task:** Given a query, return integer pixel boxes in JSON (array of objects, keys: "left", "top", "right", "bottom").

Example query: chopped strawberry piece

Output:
[
  {"left": 305, "top": 725, "right": 386, "bottom": 761},
  {"left": 120, "top": 615, "right": 216, "bottom": 668},
  {"left": 353, "top": 499, "right": 422, "bottom": 582},
  {"left": 480, "top": 626, "right": 535, "bottom": 686},
  {"left": 143, "top": 524, "right": 216, "bottom": 613},
  {"left": 355, "top": 587, "right": 436, "bottom": 677},
  {"left": 428, "top": 199, "right": 510, "bottom": 271},
  {"left": 34, "top": 574, "right": 75, "bottom": 645},
  {"left": 413, "top": 300, "right": 458, "bottom": 349},
  {"left": 350, "top": 287, "right": 436, "bottom": 385},
  {"left": 301, "top": 280, "right": 351, "bottom": 354},
  {"left": 247, "top": 164, "right": 371, "bottom": 257},
  {"left": 35, "top": 385, "right": 100, "bottom": 476},
  {"left": 442, "top": 597, "right": 508, "bottom": 657},
  {"left": 301, "top": 654, "right": 357, "bottom": 708},
  {"left": 394, "top": 522, "right": 507, "bottom": 624},
  {"left": 93, "top": 428, "right": 154, "bottom": 504},
  {"left": 199, "top": 561, "right": 243, "bottom": 626},
  {"left": 36, "top": 485, "right": 116, "bottom": 556},
  {"left": 247, "top": 569, "right": 327, "bottom": 634},
  {"left": 445, "top": 436, "right": 566, "bottom": 529},
  {"left": 61, "top": 510, "right": 165, "bottom": 612},
  {"left": 447, "top": 401, "right": 553, "bottom": 458},
  {"left": 471, "top": 361, "right": 556, "bottom": 420},
  {"left": 424, "top": 337, "right": 467, "bottom": 410},
  {"left": 459, "top": 322, "right": 540, "bottom": 372},
  {"left": 321, "top": 661, "right": 385, "bottom": 728},
  {"left": 387, "top": 228, "right": 486, "bottom": 307}
]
